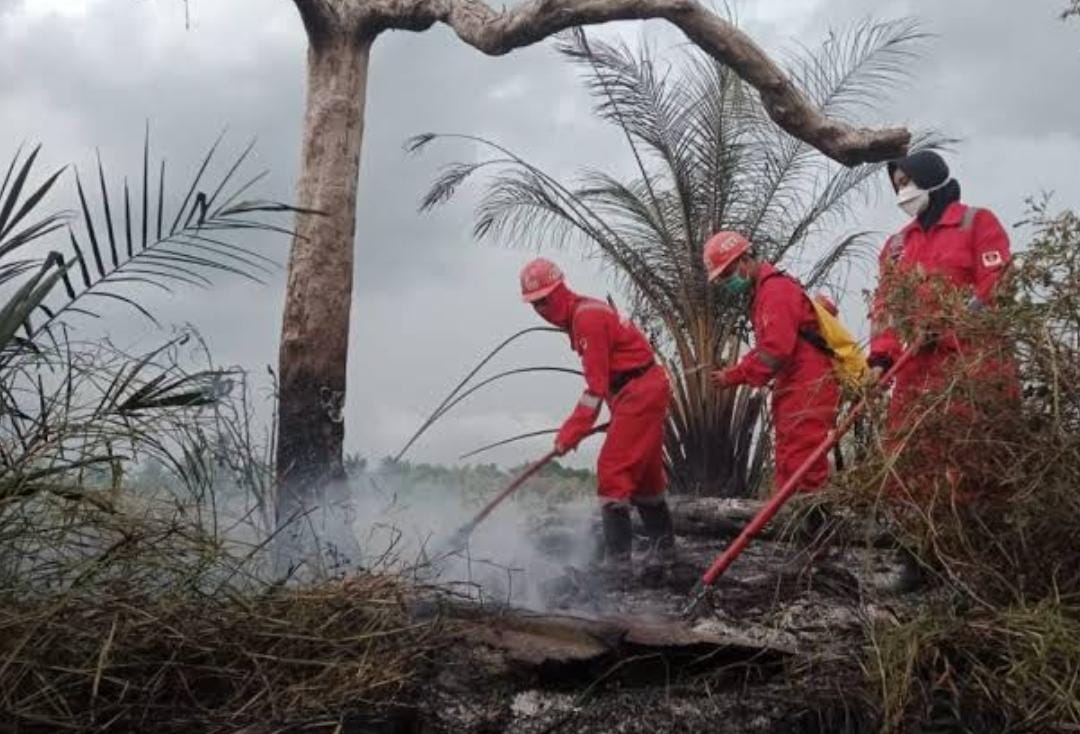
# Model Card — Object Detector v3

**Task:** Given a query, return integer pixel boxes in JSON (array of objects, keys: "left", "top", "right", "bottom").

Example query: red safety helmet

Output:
[
  {"left": 520, "top": 257, "right": 565, "bottom": 302},
  {"left": 703, "top": 231, "right": 751, "bottom": 282}
]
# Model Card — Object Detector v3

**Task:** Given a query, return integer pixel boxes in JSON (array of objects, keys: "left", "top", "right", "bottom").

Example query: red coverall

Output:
[
  {"left": 719, "top": 263, "right": 840, "bottom": 493},
  {"left": 553, "top": 296, "right": 670, "bottom": 506},
  {"left": 869, "top": 202, "right": 1013, "bottom": 436}
]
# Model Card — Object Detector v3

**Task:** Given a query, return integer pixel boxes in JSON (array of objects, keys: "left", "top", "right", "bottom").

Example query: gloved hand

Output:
[
  {"left": 555, "top": 401, "right": 599, "bottom": 455},
  {"left": 710, "top": 365, "right": 737, "bottom": 389},
  {"left": 865, "top": 354, "right": 892, "bottom": 387}
]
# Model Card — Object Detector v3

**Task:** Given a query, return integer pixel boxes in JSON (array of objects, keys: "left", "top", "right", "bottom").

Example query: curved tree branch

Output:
[
  {"left": 369, "top": 0, "right": 910, "bottom": 165},
  {"left": 292, "top": 0, "right": 336, "bottom": 39}
]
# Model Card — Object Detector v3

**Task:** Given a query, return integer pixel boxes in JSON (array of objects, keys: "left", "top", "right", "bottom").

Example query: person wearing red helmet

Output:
[
  {"left": 520, "top": 258, "right": 675, "bottom": 572},
  {"left": 704, "top": 232, "right": 840, "bottom": 495},
  {"left": 869, "top": 151, "right": 1017, "bottom": 495}
]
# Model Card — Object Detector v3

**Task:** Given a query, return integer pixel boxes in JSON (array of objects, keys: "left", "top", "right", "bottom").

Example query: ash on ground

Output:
[{"left": 410, "top": 497, "right": 922, "bottom": 733}]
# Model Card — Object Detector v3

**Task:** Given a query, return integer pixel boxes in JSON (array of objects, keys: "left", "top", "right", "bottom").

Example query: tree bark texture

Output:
[{"left": 276, "top": 25, "right": 371, "bottom": 521}]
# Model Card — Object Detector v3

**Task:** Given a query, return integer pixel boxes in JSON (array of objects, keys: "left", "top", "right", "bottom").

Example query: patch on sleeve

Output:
[
  {"left": 578, "top": 337, "right": 588, "bottom": 352},
  {"left": 578, "top": 392, "right": 602, "bottom": 410},
  {"left": 981, "top": 250, "right": 1004, "bottom": 269},
  {"left": 756, "top": 350, "right": 783, "bottom": 371}
]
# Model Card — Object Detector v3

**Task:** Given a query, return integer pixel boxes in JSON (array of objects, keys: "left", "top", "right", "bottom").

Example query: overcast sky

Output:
[{"left": 1, "top": 0, "right": 1077, "bottom": 469}]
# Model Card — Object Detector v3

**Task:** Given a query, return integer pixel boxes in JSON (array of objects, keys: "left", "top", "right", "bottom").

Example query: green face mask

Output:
[{"left": 721, "top": 273, "right": 753, "bottom": 296}]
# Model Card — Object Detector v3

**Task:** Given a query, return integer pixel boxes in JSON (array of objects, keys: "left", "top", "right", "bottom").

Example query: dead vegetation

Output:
[
  {"left": 1, "top": 572, "right": 439, "bottom": 732},
  {"left": 0, "top": 337, "right": 447, "bottom": 730},
  {"left": 0, "top": 308, "right": 443, "bottom": 732},
  {"left": 0, "top": 363, "right": 445, "bottom": 732}
]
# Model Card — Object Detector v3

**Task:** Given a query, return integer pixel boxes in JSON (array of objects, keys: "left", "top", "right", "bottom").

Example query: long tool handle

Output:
[
  {"left": 455, "top": 448, "right": 560, "bottom": 542},
  {"left": 682, "top": 341, "right": 922, "bottom": 617},
  {"left": 448, "top": 423, "right": 609, "bottom": 547}
]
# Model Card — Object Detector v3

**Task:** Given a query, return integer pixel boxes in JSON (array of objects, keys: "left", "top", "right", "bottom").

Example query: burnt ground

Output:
[{"left": 396, "top": 499, "right": 923, "bottom": 734}]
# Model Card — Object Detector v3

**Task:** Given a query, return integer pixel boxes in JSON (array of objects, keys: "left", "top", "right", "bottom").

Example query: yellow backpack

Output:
[
  {"left": 804, "top": 295, "right": 869, "bottom": 389},
  {"left": 763, "top": 271, "right": 868, "bottom": 389}
]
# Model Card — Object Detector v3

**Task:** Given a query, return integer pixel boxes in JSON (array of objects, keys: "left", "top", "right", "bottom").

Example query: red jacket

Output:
[
  {"left": 555, "top": 295, "right": 656, "bottom": 451},
  {"left": 569, "top": 297, "right": 655, "bottom": 400},
  {"left": 723, "top": 263, "right": 832, "bottom": 389},
  {"left": 720, "top": 264, "right": 840, "bottom": 493},
  {"left": 870, "top": 202, "right": 1011, "bottom": 366}
]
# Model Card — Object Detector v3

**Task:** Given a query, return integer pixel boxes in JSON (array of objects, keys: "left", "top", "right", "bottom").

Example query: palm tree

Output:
[
  {"left": 0, "top": 133, "right": 293, "bottom": 361},
  {"left": 413, "top": 19, "right": 933, "bottom": 496},
  {"left": 0, "top": 134, "right": 294, "bottom": 499},
  {"left": 275, "top": 0, "right": 910, "bottom": 517}
]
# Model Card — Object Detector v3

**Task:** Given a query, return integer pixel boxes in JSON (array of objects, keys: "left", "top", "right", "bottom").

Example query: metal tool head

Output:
[{"left": 680, "top": 579, "right": 712, "bottom": 620}]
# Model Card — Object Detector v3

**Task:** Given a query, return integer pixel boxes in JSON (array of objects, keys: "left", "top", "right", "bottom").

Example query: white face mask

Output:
[{"left": 896, "top": 178, "right": 952, "bottom": 218}]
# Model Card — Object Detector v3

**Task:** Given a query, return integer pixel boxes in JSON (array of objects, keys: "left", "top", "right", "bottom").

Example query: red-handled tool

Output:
[
  {"left": 681, "top": 341, "right": 922, "bottom": 618},
  {"left": 439, "top": 423, "right": 608, "bottom": 555}
]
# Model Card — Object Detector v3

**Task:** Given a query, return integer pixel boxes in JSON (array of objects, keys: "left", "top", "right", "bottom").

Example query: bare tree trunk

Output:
[{"left": 276, "top": 28, "right": 372, "bottom": 522}]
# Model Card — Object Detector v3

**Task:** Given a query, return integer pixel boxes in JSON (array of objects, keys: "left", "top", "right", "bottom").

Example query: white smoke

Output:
[{"left": 291, "top": 469, "right": 602, "bottom": 612}]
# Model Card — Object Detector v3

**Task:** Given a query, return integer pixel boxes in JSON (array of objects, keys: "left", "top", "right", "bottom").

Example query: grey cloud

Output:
[
  {"left": 806, "top": 0, "right": 1080, "bottom": 141},
  {"left": 900, "top": 0, "right": 1079, "bottom": 140},
  {"left": 356, "top": 26, "right": 628, "bottom": 291}
]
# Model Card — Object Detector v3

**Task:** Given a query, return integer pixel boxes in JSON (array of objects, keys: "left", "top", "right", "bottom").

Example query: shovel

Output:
[
  {"left": 681, "top": 340, "right": 923, "bottom": 618},
  {"left": 436, "top": 423, "right": 609, "bottom": 556}
]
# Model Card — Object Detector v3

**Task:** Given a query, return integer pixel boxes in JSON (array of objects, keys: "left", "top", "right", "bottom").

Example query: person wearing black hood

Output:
[{"left": 868, "top": 151, "right": 1017, "bottom": 493}]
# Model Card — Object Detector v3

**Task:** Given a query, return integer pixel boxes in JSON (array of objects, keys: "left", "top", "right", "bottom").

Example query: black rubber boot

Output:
[
  {"left": 601, "top": 504, "right": 633, "bottom": 563},
  {"left": 636, "top": 500, "right": 676, "bottom": 562}
]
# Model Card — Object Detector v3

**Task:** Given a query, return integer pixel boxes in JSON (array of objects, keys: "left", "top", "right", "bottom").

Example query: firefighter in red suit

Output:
[
  {"left": 705, "top": 232, "right": 840, "bottom": 494},
  {"left": 520, "top": 258, "right": 675, "bottom": 568},
  {"left": 868, "top": 151, "right": 1015, "bottom": 492}
]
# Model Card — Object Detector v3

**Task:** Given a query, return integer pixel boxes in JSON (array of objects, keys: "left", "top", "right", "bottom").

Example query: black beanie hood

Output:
[{"left": 887, "top": 150, "right": 961, "bottom": 230}]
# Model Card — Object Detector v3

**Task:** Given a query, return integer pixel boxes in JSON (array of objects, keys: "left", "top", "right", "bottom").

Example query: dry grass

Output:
[
  {"left": 0, "top": 338, "right": 446, "bottom": 732},
  {"left": 0, "top": 506, "right": 444, "bottom": 733},
  {"left": 865, "top": 600, "right": 1080, "bottom": 731}
]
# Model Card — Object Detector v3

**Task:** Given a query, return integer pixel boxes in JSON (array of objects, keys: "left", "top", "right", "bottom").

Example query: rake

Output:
[{"left": 437, "top": 423, "right": 609, "bottom": 556}]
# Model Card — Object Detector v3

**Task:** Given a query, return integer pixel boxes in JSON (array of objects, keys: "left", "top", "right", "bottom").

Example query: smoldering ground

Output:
[{"left": 283, "top": 468, "right": 616, "bottom": 613}]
